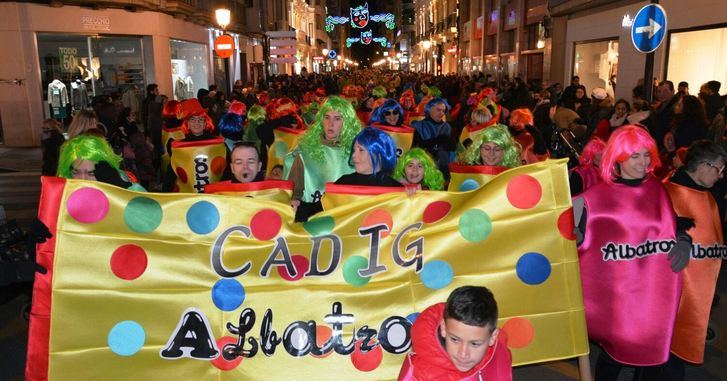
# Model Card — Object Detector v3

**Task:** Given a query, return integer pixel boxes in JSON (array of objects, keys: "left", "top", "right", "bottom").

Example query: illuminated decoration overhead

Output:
[
  {"left": 346, "top": 30, "right": 391, "bottom": 48},
  {"left": 325, "top": 3, "right": 396, "bottom": 32}
]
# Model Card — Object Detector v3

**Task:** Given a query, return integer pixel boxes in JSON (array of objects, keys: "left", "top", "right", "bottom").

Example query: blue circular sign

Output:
[
  {"left": 328, "top": 50, "right": 337, "bottom": 59},
  {"left": 631, "top": 4, "right": 667, "bottom": 53}
]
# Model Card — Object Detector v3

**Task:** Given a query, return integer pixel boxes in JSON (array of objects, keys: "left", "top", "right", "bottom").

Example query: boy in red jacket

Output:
[{"left": 398, "top": 286, "right": 512, "bottom": 381}]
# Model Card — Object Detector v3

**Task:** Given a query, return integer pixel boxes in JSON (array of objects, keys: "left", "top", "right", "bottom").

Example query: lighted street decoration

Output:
[
  {"left": 325, "top": 3, "right": 396, "bottom": 32},
  {"left": 346, "top": 31, "right": 391, "bottom": 48}
]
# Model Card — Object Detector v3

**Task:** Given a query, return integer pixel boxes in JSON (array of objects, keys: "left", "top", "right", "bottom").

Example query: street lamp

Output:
[
  {"left": 421, "top": 40, "right": 432, "bottom": 74},
  {"left": 215, "top": 8, "right": 231, "bottom": 30}
]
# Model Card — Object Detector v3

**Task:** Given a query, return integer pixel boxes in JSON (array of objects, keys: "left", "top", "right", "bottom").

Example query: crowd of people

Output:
[{"left": 37, "top": 68, "right": 727, "bottom": 380}]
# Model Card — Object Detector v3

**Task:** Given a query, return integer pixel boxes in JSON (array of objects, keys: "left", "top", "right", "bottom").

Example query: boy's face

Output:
[{"left": 439, "top": 318, "right": 498, "bottom": 372}]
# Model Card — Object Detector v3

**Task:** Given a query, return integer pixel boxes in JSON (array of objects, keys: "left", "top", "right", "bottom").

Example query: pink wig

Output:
[
  {"left": 600, "top": 125, "right": 660, "bottom": 184},
  {"left": 580, "top": 137, "right": 606, "bottom": 167}
]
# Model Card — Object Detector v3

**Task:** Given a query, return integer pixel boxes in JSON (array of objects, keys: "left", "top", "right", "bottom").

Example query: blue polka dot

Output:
[
  {"left": 212, "top": 279, "right": 246, "bottom": 311},
  {"left": 460, "top": 179, "right": 480, "bottom": 192},
  {"left": 406, "top": 313, "right": 420, "bottom": 324},
  {"left": 186, "top": 201, "right": 220, "bottom": 234},
  {"left": 419, "top": 260, "right": 454, "bottom": 289},
  {"left": 108, "top": 320, "right": 145, "bottom": 356},
  {"left": 516, "top": 252, "right": 552, "bottom": 285}
]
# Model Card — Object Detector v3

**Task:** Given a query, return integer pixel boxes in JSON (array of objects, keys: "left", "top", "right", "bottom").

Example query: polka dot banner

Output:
[
  {"left": 460, "top": 179, "right": 480, "bottom": 192},
  {"left": 108, "top": 320, "right": 145, "bottom": 356},
  {"left": 350, "top": 339, "right": 383, "bottom": 372},
  {"left": 506, "top": 175, "right": 542, "bottom": 209},
  {"left": 406, "top": 312, "right": 420, "bottom": 324},
  {"left": 516, "top": 252, "right": 552, "bottom": 285},
  {"left": 303, "top": 216, "right": 335, "bottom": 236},
  {"left": 186, "top": 201, "right": 220, "bottom": 235},
  {"left": 250, "top": 209, "right": 282, "bottom": 240},
  {"left": 422, "top": 201, "right": 451, "bottom": 224},
  {"left": 124, "top": 197, "right": 163, "bottom": 233},
  {"left": 361, "top": 209, "right": 393, "bottom": 238},
  {"left": 67, "top": 187, "right": 109, "bottom": 224},
  {"left": 501, "top": 317, "right": 535, "bottom": 349},
  {"left": 419, "top": 260, "right": 453, "bottom": 289},
  {"left": 277, "top": 255, "right": 309, "bottom": 281},
  {"left": 311, "top": 325, "right": 333, "bottom": 358},
  {"left": 211, "top": 336, "right": 243, "bottom": 371},
  {"left": 458, "top": 209, "right": 492, "bottom": 243},
  {"left": 211, "top": 157, "right": 227, "bottom": 176},
  {"left": 175, "top": 167, "right": 188, "bottom": 184},
  {"left": 343, "top": 256, "right": 371, "bottom": 287},
  {"left": 211, "top": 279, "right": 246, "bottom": 311},
  {"left": 110, "top": 244, "right": 148, "bottom": 280},
  {"left": 558, "top": 208, "right": 576, "bottom": 240}
]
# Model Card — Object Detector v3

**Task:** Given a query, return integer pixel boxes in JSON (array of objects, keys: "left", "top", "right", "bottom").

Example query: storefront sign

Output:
[
  {"left": 58, "top": 47, "right": 78, "bottom": 74},
  {"left": 82, "top": 15, "right": 111, "bottom": 31},
  {"left": 214, "top": 35, "right": 235, "bottom": 59}
]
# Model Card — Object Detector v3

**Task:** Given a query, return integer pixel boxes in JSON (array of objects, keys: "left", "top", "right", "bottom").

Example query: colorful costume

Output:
[{"left": 397, "top": 303, "right": 512, "bottom": 381}]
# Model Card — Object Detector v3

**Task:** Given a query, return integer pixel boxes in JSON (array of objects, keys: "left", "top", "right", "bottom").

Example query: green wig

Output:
[
  {"left": 57, "top": 134, "right": 122, "bottom": 179},
  {"left": 301, "top": 102, "right": 320, "bottom": 126},
  {"left": 297, "top": 96, "right": 362, "bottom": 162},
  {"left": 243, "top": 104, "right": 266, "bottom": 146},
  {"left": 393, "top": 148, "right": 445, "bottom": 190},
  {"left": 372, "top": 86, "right": 387, "bottom": 99},
  {"left": 427, "top": 86, "right": 442, "bottom": 98},
  {"left": 461, "top": 124, "right": 521, "bottom": 168}
]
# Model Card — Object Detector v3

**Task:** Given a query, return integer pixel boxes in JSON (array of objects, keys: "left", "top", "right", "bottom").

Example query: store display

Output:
[
  {"left": 70, "top": 78, "right": 89, "bottom": 110},
  {"left": 47, "top": 79, "right": 69, "bottom": 119}
]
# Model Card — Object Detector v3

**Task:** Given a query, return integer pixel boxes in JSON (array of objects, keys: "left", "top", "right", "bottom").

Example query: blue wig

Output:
[
  {"left": 424, "top": 97, "right": 450, "bottom": 117},
  {"left": 369, "top": 99, "right": 405, "bottom": 126},
  {"left": 218, "top": 113, "right": 245, "bottom": 141},
  {"left": 350, "top": 127, "right": 398, "bottom": 175}
]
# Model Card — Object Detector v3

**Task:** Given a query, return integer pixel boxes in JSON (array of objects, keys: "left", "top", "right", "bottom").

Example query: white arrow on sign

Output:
[{"left": 635, "top": 18, "right": 662, "bottom": 39}]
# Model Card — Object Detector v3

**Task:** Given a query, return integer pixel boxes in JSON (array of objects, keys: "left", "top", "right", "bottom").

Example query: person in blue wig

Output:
[
  {"left": 218, "top": 100, "right": 247, "bottom": 150},
  {"left": 335, "top": 127, "right": 402, "bottom": 187},
  {"left": 411, "top": 97, "right": 456, "bottom": 178},
  {"left": 369, "top": 99, "right": 407, "bottom": 128}
]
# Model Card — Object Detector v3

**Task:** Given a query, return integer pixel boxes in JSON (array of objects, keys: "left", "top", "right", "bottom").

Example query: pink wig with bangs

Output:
[
  {"left": 600, "top": 125, "right": 660, "bottom": 184},
  {"left": 580, "top": 137, "right": 606, "bottom": 167}
]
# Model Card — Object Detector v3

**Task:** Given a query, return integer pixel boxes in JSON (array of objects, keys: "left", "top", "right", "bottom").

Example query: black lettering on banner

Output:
[
  {"left": 310, "top": 322, "right": 336, "bottom": 356},
  {"left": 692, "top": 243, "right": 727, "bottom": 260},
  {"left": 224, "top": 307, "right": 258, "bottom": 359},
  {"left": 323, "top": 302, "right": 356, "bottom": 355},
  {"left": 211, "top": 225, "right": 253, "bottom": 278},
  {"left": 260, "top": 237, "right": 296, "bottom": 277},
  {"left": 358, "top": 224, "right": 389, "bottom": 277},
  {"left": 282, "top": 321, "right": 315, "bottom": 357},
  {"left": 378, "top": 316, "right": 412, "bottom": 354},
  {"left": 305, "top": 234, "right": 343, "bottom": 276},
  {"left": 392, "top": 222, "right": 424, "bottom": 272},
  {"left": 194, "top": 156, "right": 210, "bottom": 192},
  {"left": 601, "top": 239, "right": 675, "bottom": 261},
  {"left": 356, "top": 325, "right": 378, "bottom": 352},
  {"left": 160, "top": 308, "right": 220, "bottom": 360},
  {"left": 260, "top": 309, "right": 282, "bottom": 356}
]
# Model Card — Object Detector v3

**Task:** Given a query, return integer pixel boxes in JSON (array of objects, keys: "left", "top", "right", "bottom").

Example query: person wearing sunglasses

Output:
[
  {"left": 661, "top": 140, "right": 726, "bottom": 379},
  {"left": 369, "top": 99, "right": 406, "bottom": 128}
]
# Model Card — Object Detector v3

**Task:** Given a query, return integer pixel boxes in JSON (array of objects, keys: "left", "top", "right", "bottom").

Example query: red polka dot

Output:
[
  {"left": 176, "top": 167, "right": 188, "bottom": 183},
  {"left": 110, "top": 244, "right": 148, "bottom": 280},
  {"left": 311, "top": 325, "right": 333, "bottom": 358},
  {"left": 350, "top": 339, "right": 383, "bottom": 372},
  {"left": 558, "top": 208, "right": 576, "bottom": 240},
  {"left": 423, "top": 201, "right": 452, "bottom": 223},
  {"left": 277, "top": 255, "right": 309, "bottom": 281},
  {"left": 211, "top": 336, "right": 243, "bottom": 371},
  {"left": 211, "top": 156, "right": 227, "bottom": 175},
  {"left": 250, "top": 209, "right": 282, "bottom": 240},
  {"left": 501, "top": 317, "right": 535, "bottom": 349},
  {"left": 506, "top": 175, "right": 542, "bottom": 209},
  {"left": 362, "top": 209, "right": 393, "bottom": 238}
]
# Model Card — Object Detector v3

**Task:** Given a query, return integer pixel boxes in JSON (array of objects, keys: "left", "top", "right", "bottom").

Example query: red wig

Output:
[
  {"left": 179, "top": 98, "right": 214, "bottom": 136},
  {"left": 509, "top": 108, "right": 534, "bottom": 129},
  {"left": 266, "top": 97, "right": 305, "bottom": 129},
  {"left": 162, "top": 100, "right": 181, "bottom": 119},
  {"left": 600, "top": 125, "right": 660, "bottom": 184},
  {"left": 580, "top": 137, "right": 606, "bottom": 167}
]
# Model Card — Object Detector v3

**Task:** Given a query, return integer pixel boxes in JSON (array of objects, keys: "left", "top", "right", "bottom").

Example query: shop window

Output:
[
  {"left": 573, "top": 39, "right": 618, "bottom": 99},
  {"left": 666, "top": 26, "right": 727, "bottom": 94},
  {"left": 170, "top": 39, "right": 210, "bottom": 101},
  {"left": 37, "top": 33, "right": 145, "bottom": 126}
]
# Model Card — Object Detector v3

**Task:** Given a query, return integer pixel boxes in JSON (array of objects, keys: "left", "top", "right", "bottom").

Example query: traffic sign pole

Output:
[{"left": 643, "top": 0, "right": 659, "bottom": 104}]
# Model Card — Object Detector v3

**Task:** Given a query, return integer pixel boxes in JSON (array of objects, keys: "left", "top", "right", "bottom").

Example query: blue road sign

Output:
[
  {"left": 631, "top": 4, "right": 667, "bottom": 53},
  {"left": 328, "top": 50, "right": 337, "bottom": 59}
]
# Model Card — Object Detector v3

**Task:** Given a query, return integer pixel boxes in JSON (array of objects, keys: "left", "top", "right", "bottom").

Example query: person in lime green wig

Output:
[
  {"left": 460, "top": 124, "right": 522, "bottom": 168},
  {"left": 393, "top": 148, "right": 445, "bottom": 190}
]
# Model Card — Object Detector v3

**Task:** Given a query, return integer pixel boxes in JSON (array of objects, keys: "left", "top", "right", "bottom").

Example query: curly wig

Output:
[
  {"left": 462, "top": 124, "right": 521, "bottom": 168},
  {"left": 393, "top": 147, "right": 445, "bottom": 190},
  {"left": 57, "top": 134, "right": 122, "bottom": 179},
  {"left": 297, "top": 96, "right": 362, "bottom": 162}
]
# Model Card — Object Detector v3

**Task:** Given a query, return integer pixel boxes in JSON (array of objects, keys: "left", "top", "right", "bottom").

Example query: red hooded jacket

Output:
[{"left": 398, "top": 303, "right": 512, "bottom": 381}]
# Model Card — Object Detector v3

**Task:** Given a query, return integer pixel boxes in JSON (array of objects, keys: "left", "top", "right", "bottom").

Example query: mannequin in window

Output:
[{"left": 70, "top": 77, "right": 89, "bottom": 111}]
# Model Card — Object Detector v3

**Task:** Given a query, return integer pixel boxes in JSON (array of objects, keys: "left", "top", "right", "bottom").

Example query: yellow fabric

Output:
[
  {"left": 161, "top": 127, "right": 185, "bottom": 172},
  {"left": 447, "top": 164, "right": 508, "bottom": 192},
  {"left": 170, "top": 139, "right": 227, "bottom": 193},
  {"left": 46, "top": 159, "right": 587, "bottom": 380},
  {"left": 266, "top": 128, "right": 303, "bottom": 177}
]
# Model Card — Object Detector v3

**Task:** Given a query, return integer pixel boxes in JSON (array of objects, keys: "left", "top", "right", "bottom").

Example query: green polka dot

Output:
[
  {"left": 124, "top": 197, "right": 163, "bottom": 233},
  {"left": 274, "top": 141, "right": 289, "bottom": 159},
  {"left": 343, "top": 256, "right": 371, "bottom": 287},
  {"left": 458, "top": 209, "right": 492, "bottom": 242},
  {"left": 303, "top": 216, "right": 335, "bottom": 236}
]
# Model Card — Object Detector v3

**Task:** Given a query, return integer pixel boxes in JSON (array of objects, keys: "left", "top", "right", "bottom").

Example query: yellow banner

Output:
[
  {"left": 204, "top": 180, "right": 293, "bottom": 204},
  {"left": 170, "top": 138, "right": 227, "bottom": 193},
  {"left": 448, "top": 163, "right": 509, "bottom": 192},
  {"left": 161, "top": 127, "right": 185, "bottom": 172},
  {"left": 36, "top": 159, "right": 587, "bottom": 380},
  {"left": 266, "top": 127, "right": 304, "bottom": 177}
]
